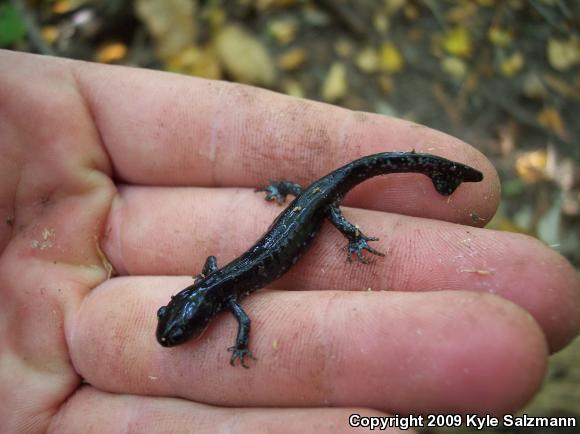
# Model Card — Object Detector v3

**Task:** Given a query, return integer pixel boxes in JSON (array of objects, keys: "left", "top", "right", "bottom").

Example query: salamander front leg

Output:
[
  {"left": 256, "top": 180, "right": 303, "bottom": 204},
  {"left": 226, "top": 299, "right": 256, "bottom": 368},
  {"left": 194, "top": 255, "right": 218, "bottom": 281},
  {"left": 327, "top": 205, "right": 385, "bottom": 264}
]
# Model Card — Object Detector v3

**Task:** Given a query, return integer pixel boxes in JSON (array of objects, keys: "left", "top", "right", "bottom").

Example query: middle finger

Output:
[{"left": 102, "top": 186, "right": 579, "bottom": 350}]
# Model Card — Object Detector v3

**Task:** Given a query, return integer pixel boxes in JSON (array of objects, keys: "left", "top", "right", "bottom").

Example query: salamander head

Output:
[{"left": 156, "top": 288, "right": 215, "bottom": 347}]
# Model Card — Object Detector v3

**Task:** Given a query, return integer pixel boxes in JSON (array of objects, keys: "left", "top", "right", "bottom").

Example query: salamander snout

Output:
[
  {"left": 156, "top": 305, "right": 186, "bottom": 347},
  {"left": 157, "top": 326, "right": 185, "bottom": 347}
]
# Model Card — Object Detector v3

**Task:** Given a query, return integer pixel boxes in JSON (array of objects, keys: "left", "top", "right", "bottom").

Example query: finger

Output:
[
  {"left": 103, "top": 186, "right": 580, "bottom": 352},
  {"left": 70, "top": 279, "right": 547, "bottom": 415},
  {"left": 52, "top": 387, "right": 400, "bottom": 434},
  {"left": 67, "top": 53, "right": 498, "bottom": 224},
  {"left": 3, "top": 50, "right": 497, "bottom": 224}
]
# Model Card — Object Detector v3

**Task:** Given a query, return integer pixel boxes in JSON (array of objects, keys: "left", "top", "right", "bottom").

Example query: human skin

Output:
[{"left": 0, "top": 49, "right": 578, "bottom": 433}]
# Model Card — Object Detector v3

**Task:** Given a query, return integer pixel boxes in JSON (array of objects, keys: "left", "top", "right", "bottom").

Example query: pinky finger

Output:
[{"left": 50, "top": 387, "right": 409, "bottom": 434}]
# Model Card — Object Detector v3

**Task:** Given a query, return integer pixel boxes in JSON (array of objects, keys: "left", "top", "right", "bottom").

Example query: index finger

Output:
[{"left": 71, "top": 59, "right": 499, "bottom": 225}]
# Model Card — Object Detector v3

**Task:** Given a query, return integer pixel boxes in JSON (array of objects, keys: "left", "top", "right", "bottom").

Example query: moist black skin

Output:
[{"left": 156, "top": 151, "right": 484, "bottom": 368}]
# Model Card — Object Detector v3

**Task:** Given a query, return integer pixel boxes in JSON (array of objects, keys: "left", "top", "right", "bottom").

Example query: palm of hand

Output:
[{"left": 1, "top": 50, "right": 578, "bottom": 433}]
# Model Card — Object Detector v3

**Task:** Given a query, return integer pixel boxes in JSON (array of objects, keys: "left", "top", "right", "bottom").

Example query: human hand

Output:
[{"left": 1, "top": 49, "right": 578, "bottom": 433}]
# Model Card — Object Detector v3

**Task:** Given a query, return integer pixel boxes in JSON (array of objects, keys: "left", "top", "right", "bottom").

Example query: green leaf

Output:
[{"left": 0, "top": 3, "right": 27, "bottom": 47}]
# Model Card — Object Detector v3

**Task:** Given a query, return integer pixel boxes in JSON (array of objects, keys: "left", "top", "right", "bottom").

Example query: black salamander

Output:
[{"left": 156, "top": 151, "right": 483, "bottom": 367}]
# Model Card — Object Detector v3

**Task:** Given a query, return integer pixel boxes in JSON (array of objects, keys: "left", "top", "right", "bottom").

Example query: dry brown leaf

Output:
[
  {"left": 215, "top": 25, "right": 275, "bottom": 86},
  {"left": 268, "top": 19, "right": 298, "bottom": 45},
  {"left": 379, "top": 42, "right": 404, "bottom": 73},
  {"left": 277, "top": 47, "right": 307, "bottom": 71},
  {"left": 322, "top": 62, "right": 348, "bottom": 102},
  {"left": 441, "top": 56, "right": 467, "bottom": 79},
  {"left": 547, "top": 36, "right": 580, "bottom": 71},
  {"left": 166, "top": 45, "right": 221, "bottom": 79},
  {"left": 135, "top": 0, "right": 197, "bottom": 60},
  {"left": 355, "top": 47, "right": 379, "bottom": 73},
  {"left": 95, "top": 42, "right": 127, "bottom": 63},
  {"left": 442, "top": 27, "right": 472, "bottom": 58},
  {"left": 515, "top": 149, "right": 548, "bottom": 183},
  {"left": 537, "top": 107, "right": 568, "bottom": 140},
  {"left": 500, "top": 52, "right": 524, "bottom": 77}
]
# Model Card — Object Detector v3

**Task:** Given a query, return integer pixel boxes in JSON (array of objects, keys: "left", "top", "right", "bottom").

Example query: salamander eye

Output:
[{"left": 157, "top": 306, "right": 167, "bottom": 318}]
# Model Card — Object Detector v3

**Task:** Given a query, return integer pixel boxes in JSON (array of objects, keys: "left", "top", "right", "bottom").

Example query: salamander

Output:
[{"left": 156, "top": 151, "right": 483, "bottom": 367}]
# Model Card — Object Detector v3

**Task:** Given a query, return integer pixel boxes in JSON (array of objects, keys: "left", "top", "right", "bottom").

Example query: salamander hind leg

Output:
[
  {"left": 327, "top": 205, "right": 385, "bottom": 264},
  {"left": 194, "top": 255, "right": 218, "bottom": 281},
  {"left": 226, "top": 299, "right": 256, "bottom": 368},
  {"left": 256, "top": 180, "right": 303, "bottom": 204}
]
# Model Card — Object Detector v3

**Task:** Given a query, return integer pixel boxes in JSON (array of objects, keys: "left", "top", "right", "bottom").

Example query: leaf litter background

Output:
[{"left": 2, "top": 0, "right": 579, "bottom": 427}]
